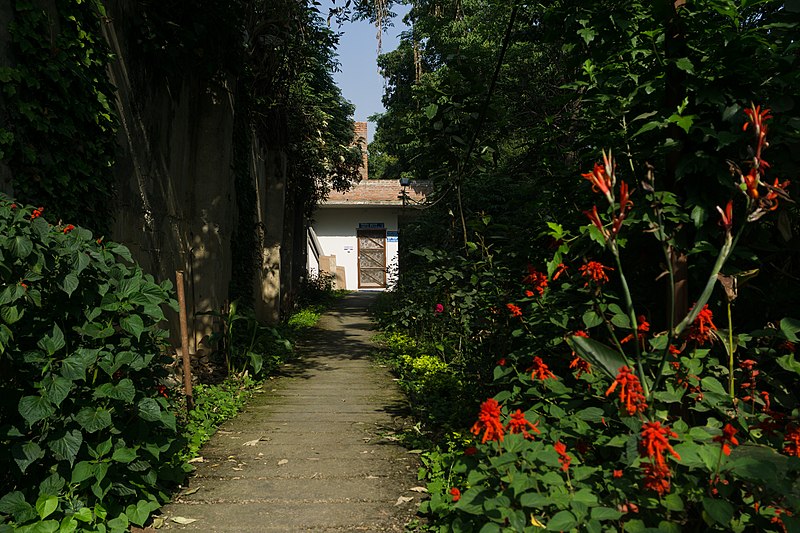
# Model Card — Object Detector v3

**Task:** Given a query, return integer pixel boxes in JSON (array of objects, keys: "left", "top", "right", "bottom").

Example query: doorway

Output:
[{"left": 357, "top": 229, "right": 387, "bottom": 288}]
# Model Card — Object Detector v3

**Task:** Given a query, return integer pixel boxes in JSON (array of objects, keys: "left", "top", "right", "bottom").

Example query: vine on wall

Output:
[{"left": 0, "top": 0, "right": 118, "bottom": 233}]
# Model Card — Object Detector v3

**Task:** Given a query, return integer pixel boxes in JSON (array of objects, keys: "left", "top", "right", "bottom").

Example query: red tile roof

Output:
[{"left": 323, "top": 180, "right": 431, "bottom": 206}]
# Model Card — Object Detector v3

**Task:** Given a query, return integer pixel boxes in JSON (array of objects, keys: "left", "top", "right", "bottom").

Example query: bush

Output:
[{"left": 0, "top": 198, "right": 183, "bottom": 532}]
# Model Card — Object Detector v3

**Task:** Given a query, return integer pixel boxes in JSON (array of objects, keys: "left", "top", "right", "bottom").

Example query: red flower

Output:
[
  {"left": 569, "top": 356, "right": 591, "bottom": 378},
  {"left": 620, "top": 315, "right": 650, "bottom": 345},
  {"left": 530, "top": 356, "right": 556, "bottom": 381},
  {"left": 523, "top": 265, "right": 548, "bottom": 296},
  {"left": 464, "top": 446, "right": 478, "bottom": 456},
  {"left": 20, "top": 282, "right": 28, "bottom": 290},
  {"left": 554, "top": 441, "right": 571, "bottom": 472},
  {"left": 612, "top": 181, "right": 633, "bottom": 236},
  {"left": 639, "top": 422, "right": 680, "bottom": 496},
  {"left": 713, "top": 423, "right": 739, "bottom": 456},
  {"left": 470, "top": 398, "right": 505, "bottom": 444},
  {"left": 640, "top": 422, "right": 681, "bottom": 469},
  {"left": 641, "top": 462, "right": 672, "bottom": 496},
  {"left": 783, "top": 425, "right": 800, "bottom": 457},
  {"left": 582, "top": 162, "right": 612, "bottom": 196},
  {"left": 63, "top": 224, "right": 76, "bottom": 234},
  {"left": 156, "top": 385, "right": 169, "bottom": 399},
  {"left": 10, "top": 203, "right": 16, "bottom": 209},
  {"left": 686, "top": 304, "right": 717, "bottom": 345},
  {"left": 506, "top": 409, "right": 541, "bottom": 440},
  {"left": 434, "top": 303, "right": 444, "bottom": 314},
  {"left": 30, "top": 207, "right": 44, "bottom": 220},
  {"left": 717, "top": 200, "right": 733, "bottom": 233},
  {"left": 449, "top": 487, "right": 461, "bottom": 502},
  {"left": 612, "top": 469, "right": 623, "bottom": 478},
  {"left": 579, "top": 261, "right": 614, "bottom": 286},
  {"left": 605, "top": 366, "right": 647, "bottom": 416},
  {"left": 553, "top": 263, "right": 568, "bottom": 280},
  {"left": 583, "top": 206, "right": 609, "bottom": 240},
  {"left": 743, "top": 104, "right": 772, "bottom": 135},
  {"left": 742, "top": 168, "right": 760, "bottom": 199},
  {"left": 497, "top": 358, "right": 506, "bottom": 367},
  {"left": 506, "top": 303, "right": 523, "bottom": 317}
]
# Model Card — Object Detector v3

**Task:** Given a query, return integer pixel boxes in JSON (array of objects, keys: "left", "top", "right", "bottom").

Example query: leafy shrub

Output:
[
  {"left": 0, "top": 198, "right": 183, "bottom": 532},
  {"left": 386, "top": 108, "right": 800, "bottom": 531}
]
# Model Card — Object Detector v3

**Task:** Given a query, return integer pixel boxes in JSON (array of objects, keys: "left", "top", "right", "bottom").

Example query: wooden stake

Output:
[{"left": 176, "top": 270, "right": 194, "bottom": 410}]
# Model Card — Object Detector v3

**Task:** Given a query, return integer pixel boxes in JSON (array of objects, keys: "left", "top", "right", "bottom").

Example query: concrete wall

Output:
[{"left": 312, "top": 207, "right": 400, "bottom": 290}]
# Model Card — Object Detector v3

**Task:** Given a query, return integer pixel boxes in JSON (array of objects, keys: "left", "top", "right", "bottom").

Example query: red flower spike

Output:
[
  {"left": 554, "top": 441, "right": 571, "bottom": 472},
  {"left": 686, "top": 304, "right": 717, "bottom": 345},
  {"left": 620, "top": 315, "right": 650, "bottom": 345},
  {"left": 569, "top": 356, "right": 591, "bottom": 378},
  {"left": 579, "top": 261, "right": 614, "bottom": 286},
  {"left": 522, "top": 265, "right": 548, "bottom": 296},
  {"left": 529, "top": 356, "right": 556, "bottom": 381},
  {"left": 552, "top": 263, "right": 568, "bottom": 280},
  {"left": 470, "top": 398, "right": 505, "bottom": 444},
  {"left": 449, "top": 487, "right": 461, "bottom": 502},
  {"left": 783, "top": 425, "right": 800, "bottom": 457},
  {"left": 63, "top": 224, "right": 76, "bottom": 234},
  {"left": 640, "top": 422, "right": 681, "bottom": 469},
  {"left": 713, "top": 423, "right": 740, "bottom": 456},
  {"left": 606, "top": 366, "right": 647, "bottom": 416},
  {"left": 506, "top": 409, "right": 541, "bottom": 440},
  {"left": 506, "top": 303, "right": 523, "bottom": 317},
  {"left": 583, "top": 206, "right": 609, "bottom": 240},
  {"left": 612, "top": 469, "right": 623, "bottom": 479}
]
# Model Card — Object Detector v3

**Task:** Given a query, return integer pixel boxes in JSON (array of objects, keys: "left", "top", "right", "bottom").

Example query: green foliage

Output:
[
  {"left": 0, "top": 198, "right": 183, "bottom": 531},
  {"left": 181, "top": 376, "right": 261, "bottom": 460},
  {"left": 0, "top": 0, "right": 118, "bottom": 233},
  {"left": 203, "top": 301, "right": 293, "bottom": 378}
]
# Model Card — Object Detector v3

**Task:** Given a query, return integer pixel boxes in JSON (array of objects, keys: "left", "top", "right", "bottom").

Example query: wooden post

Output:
[{"left": 176, "top": 270, "right": 194, "bottom": 410}]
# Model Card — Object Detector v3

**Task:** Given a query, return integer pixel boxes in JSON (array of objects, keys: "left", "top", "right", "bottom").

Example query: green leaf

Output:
[
  {"left": 137, "top": 398, "right": 162, "bottom": 422},
  {"left": 780, "top": 317, "right": 800, "bottom": 342},
  {"left": 569, "top": 336, "right": 628, "bottom": 378},
  {"left": 48, "top": 429, "right": 83, "bottom": 464},
  {"left": 454, "top": 487, "right": 487, "bottom": 515},
  {"left": 60, "top": 273, "right": 80, "bottom": 297},
  {"left": 12, "top": 441, "right": 45, "bottom": 473},
  {"left": 0, "top": 491, "right": 34, "bottom": 522},
  {"left": 37, "top": 324, "right": 66, "bottom": 355},
  {"left": 591, "top": 507, "right": 622, "bottom": 521},
  {"left": 19, "top": 395, "right": 55, "bottom": 426},
  {"left": 61, "top": 349, "right": 98, "bottom": 380},
  {"left": 547, "top": 510, "right": 577, "bottom": 531},
  {"left": 1, "top": 305, "right": 22, "bottom": 324},
  {"left": 582, "top": 309, "right": 604, "bottom": 329},
  {"left": 71, "top": 461, "right": 96, "bottom": 484},
  {"left": 106, "top": 513, "right": 129, "bottom": 532},
  {"left": 247, "top": 351, "right": 263, "bottom": 374},
  {"left": 11, "top": 235, "right": 33, "bottom": 258},
  {"left": 674, "top": 57, "right": 694, "bottom": 74},
  {"left": 702, "top": 497, "right": 733, "bottom": 526},
  {"left": 112, "top": 447, "right": 137, "bottom": 464},
  {"left": 43, "top": 375, "right": 72, "bottom": 407},
  {"left": 94, "top": 379, "right": 136, "bottom": 403},
  {"left": 776, "top": 354, "right": 800, "bottom": 375},
  {"left": 424, "top": 103, "right": 438, "bottom": 119},
  {"left": 126, "top": 500, "right": 157, "bottom": 527},
  {"left": 632, "top": 120, "right": 662, "bottom": 138},
  {"left": 35, "top": 495, "right": 58, "bottom": 520},
  {"left": 75, "top": 407, "right": 112, "bottom": 433},
  {"left": 120, "top": 314, "right": 145, "bottom": 340}
]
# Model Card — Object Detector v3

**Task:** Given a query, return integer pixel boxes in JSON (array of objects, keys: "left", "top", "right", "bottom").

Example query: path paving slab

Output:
[{"left": 160, "top": 293, "right": 422, "bottom": 532}]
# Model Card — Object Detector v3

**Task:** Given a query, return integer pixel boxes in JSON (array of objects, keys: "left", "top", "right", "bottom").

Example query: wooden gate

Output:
[{"left": 357, "top": 229, "right": 387, "bottom": 288}]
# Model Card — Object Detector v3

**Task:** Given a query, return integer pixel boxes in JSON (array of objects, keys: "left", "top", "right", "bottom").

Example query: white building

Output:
[{"left": 308, "top": 180, "right": 428, "bottom": 290}]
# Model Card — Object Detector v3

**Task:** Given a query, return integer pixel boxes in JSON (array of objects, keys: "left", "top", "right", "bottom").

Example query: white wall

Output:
[{"left": 312, "top": 207, "right": 401, "bottom": 290}]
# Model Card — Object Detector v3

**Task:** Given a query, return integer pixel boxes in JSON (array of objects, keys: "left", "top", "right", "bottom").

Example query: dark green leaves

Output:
[{"left": 569, "top": 335, "right": 628, "bottom": 378}]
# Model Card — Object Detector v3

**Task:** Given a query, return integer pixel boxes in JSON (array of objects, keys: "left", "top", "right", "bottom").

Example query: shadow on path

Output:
[{"left": 160, "top": 292, "right": 421, "bottom": 532}]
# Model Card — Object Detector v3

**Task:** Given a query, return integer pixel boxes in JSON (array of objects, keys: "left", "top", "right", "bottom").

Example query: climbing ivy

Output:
[{"left": 0, "top": 0, "right": 118, "bottom": 234}]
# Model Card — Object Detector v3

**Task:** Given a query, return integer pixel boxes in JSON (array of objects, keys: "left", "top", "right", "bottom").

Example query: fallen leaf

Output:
[
  {"left": 171, "top": 516, "right": 197, "bottom": 525},
  {"left": 151, "top": 516, "right": 165, "bottom": 529},
  {"left": 180, "top": 487, "right": 200, "bottom": 496},
  {"left": 187, "top": 457, "right": 204, "bottom": 463},
  {"left": 243, "top": 436, "right": 268, "bottom": 446},
  {"left": 395, "top": 496, "right": 414, "bottom": 506},
  {"left": 277, "top": 459, "right": 289, "bottom": 466},
  {"left": 409, "top": 486, "right": 428, "bottom": 493}
]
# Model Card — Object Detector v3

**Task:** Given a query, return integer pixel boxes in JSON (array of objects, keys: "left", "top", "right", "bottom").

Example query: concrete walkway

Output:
[{"left": 161, "top": 292, "right": 422, "bottom": 532}]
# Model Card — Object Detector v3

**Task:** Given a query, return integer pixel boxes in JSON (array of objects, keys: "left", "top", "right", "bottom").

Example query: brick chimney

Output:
[{"left": 354, "top": 121, "right": 368, "bottom": 179}]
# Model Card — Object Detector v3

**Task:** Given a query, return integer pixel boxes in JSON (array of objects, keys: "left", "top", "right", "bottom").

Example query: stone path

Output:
[{"left": 160, "top": 292, "right": 422, "bottom": 532}]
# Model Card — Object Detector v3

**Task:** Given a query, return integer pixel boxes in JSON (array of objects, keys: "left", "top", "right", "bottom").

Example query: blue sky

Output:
[{"left": 325, "top": 2, "right": 410, "bottom": 143}]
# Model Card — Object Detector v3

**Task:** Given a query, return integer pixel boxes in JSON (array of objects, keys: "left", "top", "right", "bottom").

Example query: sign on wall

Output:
[
  {"left": 387, "top": 230, "right": 399, "bottom": 243},
  {"left": 358, "top": 222, "right": 385, "bottom": 229}
]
